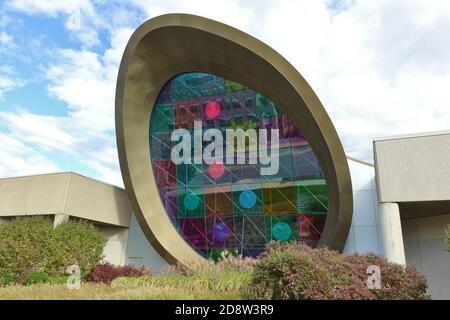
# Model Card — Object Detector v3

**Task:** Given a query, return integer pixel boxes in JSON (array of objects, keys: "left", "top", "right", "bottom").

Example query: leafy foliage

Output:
[
  {"left": 0, "top": 217, "right": 432, "bottom": 299},
  {"left": 112, "top": 251, "right": 257, "bottom": 293},
  {"left": 22, "top": 271, "right": 49, "bottom": 286},
  {"left": 0, "top": 283, "right": 244, "bottom": 300},
  {"left": 0, "top": 273, "right": 18, "bottom": 286},
  {"left": 0, "top": 216, "right": 107, "bottom": 281},
  {"left": 162, "top": 249, "right": 257, "bottom": 277},
  {"left": 87, "top": 262, "right": 151, "bottom": 284},
  {"left": 246, "top": 242, "right": 429, "bottom": 300},
  {"left": 51, "top": 219, "right": 107, "bottom": 277}
]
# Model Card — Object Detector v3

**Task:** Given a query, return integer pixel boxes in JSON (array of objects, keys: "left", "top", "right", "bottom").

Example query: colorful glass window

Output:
[{"left": 150, "top": 72, "right": 328, "bottom": 259}]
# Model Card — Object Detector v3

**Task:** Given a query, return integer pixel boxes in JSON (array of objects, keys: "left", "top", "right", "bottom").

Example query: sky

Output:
[{"left": 0, "top": 0, "right": 449, "bottom": 187}]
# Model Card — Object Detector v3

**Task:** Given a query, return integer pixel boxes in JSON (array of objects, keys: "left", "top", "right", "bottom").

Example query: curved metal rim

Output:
[{"left": 116, "top": 13, "right": 353, "bottom": 266}]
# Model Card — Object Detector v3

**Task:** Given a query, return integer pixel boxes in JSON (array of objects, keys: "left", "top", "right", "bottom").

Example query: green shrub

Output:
[
  {"left": 0, "top": 216, "right": 107, "bottom": 281},
  {"left": 112, "top": 253, "right": 257, "bottom": 294},
  {"left": 23, "top": 271, "right": 49, "bottom": 286},
  {"left": 47, "top": 275, "right": 68, "bottom": 285},
  {"left": 162, "top": 250, "right": 257, "bottom": 277},
  {"left": 0, "top": 273, "right": 17, "bottom": 286},
  {"left": 246, "top": 242, "right": 429, "bottom": 300},
  {"left": 112, "top": 270, "right": 252, "bottom": 293},
  {"left": 22, "top": 272, "right": 68, "bottom": 286},
  {"left": 51, "top": 219, "right": 107, "bottom": 277},
  {"left": 0, "top": 216, "right": 54, "bottom": 282},
  {"left": 159, "top": 251, "right": 257, "bottom": 292}
]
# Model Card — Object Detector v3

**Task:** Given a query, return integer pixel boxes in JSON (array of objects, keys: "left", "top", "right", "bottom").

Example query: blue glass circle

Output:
[
  {"left": 272, "top": 222, "right": 291, "bottom": 241},
  {"left": 239, "top": 190, "right": 257, "bottom": 209}
]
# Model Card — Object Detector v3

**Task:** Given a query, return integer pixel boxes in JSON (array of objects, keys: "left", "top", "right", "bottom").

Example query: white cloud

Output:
[
  {"left": 6, "top": 0, "right": 101, "bottom": 47},
  {"left": 132, "top": 0, "right": 256, "bottom": 31},
  {"left": 45, "top": 49, "right": 116, "bottom": 132},
  {"left": 1, "top": 0, "right": 450, "bottom": 184},
  {"left": 0, "top": 110, "right": 77, "bottom": 153},
  {"left": 308, "top": 0, "right": 450, "bottom": 160},
  {"left": 0, "top": 26, "right": 133, "bottom": 186},
  {"left": 131, "top": 0, "right": 450, "bottom": 161},
  {"left": 6, "top": 0, "right": 95, "bottom": 16},
  {"left": 0, "top": 15, "right": 11, "bottom": 28},
  {"left": 0, "top": 108, "right": 124, "bottom": 186},
  {"left": 0, "top": 31, "right": 13, "bottom": 45},
  {"left": 0, "top": 65, "right": 24, "bottom": 97},
  {"left": 0, "top": 132, "right": 60, "bottom": 178},
  {"left": 0, "top": 76, "right": 18, "bottom": 97}
]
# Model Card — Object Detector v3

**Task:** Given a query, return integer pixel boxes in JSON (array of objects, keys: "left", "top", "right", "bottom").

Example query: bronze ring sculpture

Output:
[{"left": 115, "top": 13, "right": 353, "bottom": 265}]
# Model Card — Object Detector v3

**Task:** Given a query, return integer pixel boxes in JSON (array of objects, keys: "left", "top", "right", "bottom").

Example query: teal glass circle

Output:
[
  {"left": 272, "top": 222, "right": 291, "bottom": 241},
  {"left": 184, "top": 194, "right": 199, "bottom": 210}
]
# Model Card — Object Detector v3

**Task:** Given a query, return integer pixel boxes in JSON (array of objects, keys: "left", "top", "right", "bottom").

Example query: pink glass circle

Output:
[
  {"left": 205, "top": 100, "right": 221, "bottom": 119},
  {"left": 208, "top": 162, "right": 225, "bottom": 179}
]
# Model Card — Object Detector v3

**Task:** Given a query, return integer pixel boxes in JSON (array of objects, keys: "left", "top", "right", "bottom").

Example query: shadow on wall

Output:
[
  {"left": 343, "top": 158, "right": 382, "bottom": 256},
  {"left": 125, "top": 214, "right": 168, "bottom": 272}
]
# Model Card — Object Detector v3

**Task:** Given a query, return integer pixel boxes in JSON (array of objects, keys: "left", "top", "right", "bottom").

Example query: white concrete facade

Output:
[
  {"left": 125, "top": 215, "right": 168, "bottom": 272},
  {"left": 374, "top": 131, "right": 450, "bottom": 299},
  {"left": 374, "top": 131, "right": 450, "bottom": 203},
  {"left": 402, "top": 214, "right": 450, "bottom": 299},
  {"left": 343, "top": 158, "right": 382, "bottom": 255},
  {"left": 378, "top": 203, "right": 406, "bottom": 265}
]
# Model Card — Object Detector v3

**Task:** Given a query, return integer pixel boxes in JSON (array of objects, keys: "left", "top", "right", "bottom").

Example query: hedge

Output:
[
  {"left": 0, "top": 216, "right": 107, "bottom": 282},
  {"left": 246, "top": 242, "right": 429, "bottom": 300}
]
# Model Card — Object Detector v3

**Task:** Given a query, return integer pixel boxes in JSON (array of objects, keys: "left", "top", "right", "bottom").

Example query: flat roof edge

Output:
[
  {"left": 374, "top": 129, "right": 450, "bottom": 142},
  {"left": 0, "top": 172, "right": 125, "bottom": 190},
  {"left": 346, "top": 156, "right": 374, "bottom": 167}
]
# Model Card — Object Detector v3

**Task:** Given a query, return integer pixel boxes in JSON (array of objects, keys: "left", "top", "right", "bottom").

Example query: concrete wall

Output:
[
  {"left": 373, "top": 132, "right": 450, "bottom": 298},
  {"left": 374, "top": 131, "right": 450, "bottom": 203},
  {"left": 343, "top": 158, "right": 383, "bottom": 255},
  {"left": 64, "top": 173, "right": 131, "bottom": 227},
  {"left": 0, "top": 173, "right": 132, "bottom": 227},
  {"left": 125, "top": 214, "right": 168, "bottom": 272},
  {"left": 97, "top": 225, "right": 129, "bottom": 266},
  {"left": 0, "top": 173, "right": 68, "bottom": 216},
  {"left": 402, "top": 214, "right": 450, "bottom": 299}
]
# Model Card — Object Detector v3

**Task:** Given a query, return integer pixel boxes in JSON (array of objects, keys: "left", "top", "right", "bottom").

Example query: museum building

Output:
[{"left": 0, "top": 14, "right": 449, "bottom": 299}]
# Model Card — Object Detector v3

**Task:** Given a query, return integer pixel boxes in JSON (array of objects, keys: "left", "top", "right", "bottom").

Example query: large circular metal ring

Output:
[{"left": 116, "top": 13, "right": 353, "bottom": 265}]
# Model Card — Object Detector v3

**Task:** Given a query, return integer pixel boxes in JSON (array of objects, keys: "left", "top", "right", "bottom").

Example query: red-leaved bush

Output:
[
  {"left": 87, "top": 263, "right": 152, "bottom": 284},
  {"left": 246, "top": 242, "right": 429, "bottom": 300}
]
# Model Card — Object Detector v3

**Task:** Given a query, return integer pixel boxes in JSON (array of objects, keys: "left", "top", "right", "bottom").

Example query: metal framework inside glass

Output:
[{"left": 150, "top": 72, "right": 328, "bottom": 260}]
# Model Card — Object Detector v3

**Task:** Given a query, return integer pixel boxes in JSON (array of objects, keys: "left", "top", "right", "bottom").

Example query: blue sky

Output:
[{"left": 1, "top": 0, "right": 450, "bottom": 186}]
